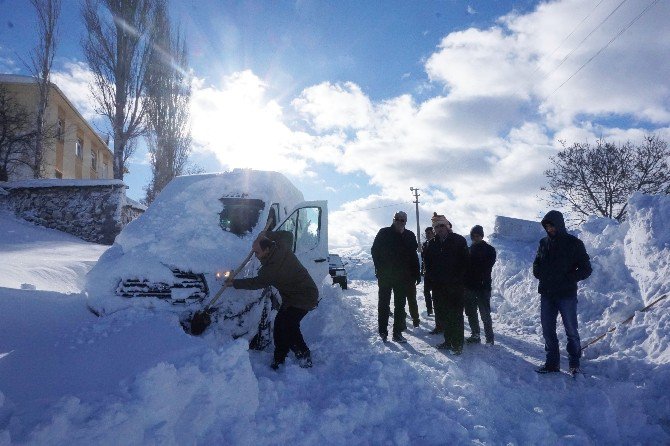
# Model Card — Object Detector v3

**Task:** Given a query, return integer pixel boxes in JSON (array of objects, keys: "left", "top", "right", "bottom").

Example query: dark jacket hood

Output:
[{"left": 541, "top": 210, "right": 566, "bottom": 235}]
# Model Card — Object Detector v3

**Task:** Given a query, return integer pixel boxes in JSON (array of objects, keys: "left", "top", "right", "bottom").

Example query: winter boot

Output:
[
  {"left": 297, "top": 351, "right": 313, "bottom": 369},
  {"left": 466, "top": 335, "right": 481, "bottom": 344},
  {"left": 392, "top": 333, "right": 408, "bottom": 343},
  {"left": 535, "top": 364, "right": 560, "bottom": 374}
]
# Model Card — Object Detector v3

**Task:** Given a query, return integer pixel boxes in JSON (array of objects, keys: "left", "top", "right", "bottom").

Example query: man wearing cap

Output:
[
  {"left": 533, "top": 210, "right": 592, "bottom": 376},
  {"left": 423, "top": 213, "right": 469, "bottom": 354},
  {"left": 371, "top": 211, "right": 421, "bottom": 343},
  {"left": 420, "top": 226, "right": 435, "bottom": 316},
  {"left": 464, "top": 225, "right": 497, "bottom": 345}
]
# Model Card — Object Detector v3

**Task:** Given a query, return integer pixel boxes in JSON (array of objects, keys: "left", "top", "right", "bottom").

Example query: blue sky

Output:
[{"left": 1, "top": 0, "right": 669, "bottom": 248}]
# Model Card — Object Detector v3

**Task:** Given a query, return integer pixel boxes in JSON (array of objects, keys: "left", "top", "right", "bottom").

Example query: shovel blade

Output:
[{"left": 185, "top": 309, "right": 212, "bottom": 335}]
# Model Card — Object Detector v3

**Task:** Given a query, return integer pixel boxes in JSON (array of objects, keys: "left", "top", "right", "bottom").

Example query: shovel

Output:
[{"left": 184, "top": 220, "right": 274, "bottom": 335}]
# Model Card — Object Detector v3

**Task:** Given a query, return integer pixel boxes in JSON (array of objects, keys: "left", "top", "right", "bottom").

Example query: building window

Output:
[
  {"left": 91, "top": 148, "right": 98, "bottom": 170},
  {"left": 76, "top": 138, "right": 83, "bottom": 159},
  {"left": 57, "top": 119, "right": 65, "bottom": 142}
]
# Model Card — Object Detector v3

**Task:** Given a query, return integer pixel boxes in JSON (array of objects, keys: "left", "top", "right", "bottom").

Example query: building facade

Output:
[{"left": 0, "top": 74, "right": 114, "bottom": 181}]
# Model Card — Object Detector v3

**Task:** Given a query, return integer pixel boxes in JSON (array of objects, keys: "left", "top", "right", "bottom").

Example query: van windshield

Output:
[{"left": 218, "top": 197, "right": 265, "bottom": 236}]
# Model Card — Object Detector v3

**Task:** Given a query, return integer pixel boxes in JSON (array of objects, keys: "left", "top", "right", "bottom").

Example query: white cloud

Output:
[
  {"left": 51, "top": 61, "right": 98, "bottom": 121},
  {"left": 426, "top": 0, "right": 670, "bottom": 127},
  {"left": 292, "top": 82, "right": 372, "bottom": 132}
]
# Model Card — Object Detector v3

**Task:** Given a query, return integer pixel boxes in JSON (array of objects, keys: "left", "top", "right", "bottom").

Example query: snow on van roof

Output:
[{"left": 85, "top": 169, "right": 304, "bottom": 305}]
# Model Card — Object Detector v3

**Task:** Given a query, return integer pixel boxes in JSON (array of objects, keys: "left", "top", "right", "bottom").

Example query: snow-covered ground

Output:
[{"left": 1, "top": 191, "right": 669, "bottom": 445}]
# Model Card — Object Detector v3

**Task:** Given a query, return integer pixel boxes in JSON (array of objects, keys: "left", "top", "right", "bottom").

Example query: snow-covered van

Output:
[{"left": 85, "top": 169, "right": 328, "bottom": 347}]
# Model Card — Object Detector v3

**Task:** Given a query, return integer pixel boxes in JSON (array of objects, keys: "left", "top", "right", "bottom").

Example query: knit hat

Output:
[
  {"left": 425, "top": 226, "right": 434, "bottom": 233},
  {"left": 431, "top": 212, "right": 451, "bottom": 228},
  {"left": 470, "top": 225, "right": 484, "bottom": 237}
]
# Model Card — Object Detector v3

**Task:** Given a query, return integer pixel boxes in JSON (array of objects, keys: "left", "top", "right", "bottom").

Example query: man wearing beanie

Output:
[
  {"left": 424, "top": 212, "right": 469, "bottom": 354},
  {"left": 371, "top": 211, "right": 421, "bottom": 343},
  {"left": 464, "top": 225, "right": 497, "bottom": 345}
]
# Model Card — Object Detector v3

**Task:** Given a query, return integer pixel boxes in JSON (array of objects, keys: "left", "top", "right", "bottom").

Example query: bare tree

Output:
[
  {"left": 27, "top": 0, "right": 61, "bottom": 178},
  {"left": 0, "top": 86, "right": 37, "bottom": 182},
  {"left": 81, "top": 0, "right": 154, "bottom": 180},
  {"left": 143, "top": 0, "right": 192, "bottom": 204},
  {"left": 543, "top": 135, "right": 670, "bottom": 222}
]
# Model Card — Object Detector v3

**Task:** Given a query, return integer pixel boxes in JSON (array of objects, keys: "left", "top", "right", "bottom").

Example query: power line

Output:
[
  {"left": 547, "top": 0, "right": 629, "bottom": 77},
  {"left": 537, "top": 0, "right": 608, "bottom": 73},
  {"left": 550, "top": 0, "right": 661, "bottom": 96}
]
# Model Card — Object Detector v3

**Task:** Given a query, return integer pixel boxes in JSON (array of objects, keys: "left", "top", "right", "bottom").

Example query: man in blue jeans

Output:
[{"left": 532, "top": 210, "right": 592, "bottom": 376}]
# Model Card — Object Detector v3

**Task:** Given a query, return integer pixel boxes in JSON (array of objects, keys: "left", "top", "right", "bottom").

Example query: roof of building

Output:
[{"left": 0, "top": 73, "right": 111, "bottom": 154}]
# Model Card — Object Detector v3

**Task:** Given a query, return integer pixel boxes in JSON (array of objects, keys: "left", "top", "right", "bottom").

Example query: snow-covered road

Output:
[{"left": 248, "top": 279, "right": 667, "bottom": 445}]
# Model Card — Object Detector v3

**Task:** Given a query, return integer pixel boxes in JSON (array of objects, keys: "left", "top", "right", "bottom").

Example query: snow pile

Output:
[
  {"left": 0, "top": 210, "right": 107, "bottom": 293},
  {"left": 624, "top": 192, "right": 670, "bottom": 303},
  {"left": 493, "top": 215, "right": 546, "bottom": 242},
  {"left": 24, "top": 341, "right": 258, "bottom": 445}
]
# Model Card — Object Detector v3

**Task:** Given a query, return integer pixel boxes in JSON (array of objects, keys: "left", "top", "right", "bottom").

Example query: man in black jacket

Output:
[
  {"left": 229, "top": 231, "right": 318, "bottom": 370},
  {"left": 371, "top": 211, "right": 420, "bottom": 343},
  {"left": 424, "top": 213, "right": 469, "bottom": 354},
  {"left": 533, "top": 210, "right": 592, "bottom": 375},
  {"left": 464, "top": 225, "right": 497, "bottom": 345}
]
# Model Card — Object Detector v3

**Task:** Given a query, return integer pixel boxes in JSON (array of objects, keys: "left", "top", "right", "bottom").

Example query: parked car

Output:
[
  {"left": 328, "top": 253, "right": 348, "bottom": 290},
  {"left": 86, "top": 169, "right": 328, "bottom": 348}
]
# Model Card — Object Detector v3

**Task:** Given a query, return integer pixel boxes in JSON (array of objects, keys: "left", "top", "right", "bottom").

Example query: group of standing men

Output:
[
  {"left": 371, "top": 211, "right": 497, "bottom": 355},
  {"left": 372, "top": 209, "right": 592, "bottom": 374}
]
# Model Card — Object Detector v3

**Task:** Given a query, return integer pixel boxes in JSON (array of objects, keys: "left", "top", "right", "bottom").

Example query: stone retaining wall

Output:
[{"left": 0, "top": 179, "right": 137, "bottom": 245}]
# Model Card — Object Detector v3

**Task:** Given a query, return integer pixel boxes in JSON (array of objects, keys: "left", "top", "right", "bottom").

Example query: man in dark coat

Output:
[
  {"left": 371, "top": 211, "right": 420, "bottom": 343},
  {"left": 229, "top": 231, "right": 318, "bottom": 370},
  {"left": 424, "top": 213, "right": 469, "bottom": 354},
  {"left": 420, "top": 226, "right": 435, "bottom": 316},
  {"left": 533, "top": 210, "right": 592, "bottom": 375},
  {"left": 464, "top": 225, "right": 497, "bottom": 345}
]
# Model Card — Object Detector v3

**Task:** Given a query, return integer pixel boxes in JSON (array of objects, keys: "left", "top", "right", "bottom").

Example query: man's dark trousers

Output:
[
  {"left": 433, "top": 283, "right": 464, "bottom": 349},
  {"left": 274, "top": 305, "right": 310, "bottom": 363},
  {"left": 464, "top": 288, "right": 494, "bottom": 342},
  {"left": 406, "top": 284, "right": 420, "bottom": 324},
  {"left": 540, "top": 296, "right": 581, "bottom": 368},
  {"left": 378, "top": 281, "right": 410, "bottom": 336}
]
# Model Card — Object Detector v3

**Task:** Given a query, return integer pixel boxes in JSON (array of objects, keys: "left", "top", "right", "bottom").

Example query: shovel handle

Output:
[
  {"left": 205, "top": 249, "right": 255, "bottom": 309},
  {"left": 204, "top": 218, "right": 276, "bottom": 310}
]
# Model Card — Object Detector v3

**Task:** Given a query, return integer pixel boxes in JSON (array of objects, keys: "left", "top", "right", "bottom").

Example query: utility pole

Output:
[{"left": 410, "top": 187, "right": 421, "bottom": 251}]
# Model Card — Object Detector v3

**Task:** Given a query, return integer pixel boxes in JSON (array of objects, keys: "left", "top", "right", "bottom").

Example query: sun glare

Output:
[{"left": 190, "top": 71, "right": 304, "bottom": 173}]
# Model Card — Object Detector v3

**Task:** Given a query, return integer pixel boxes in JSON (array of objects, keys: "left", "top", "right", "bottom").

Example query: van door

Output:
[{"left": 275, "top": 201, "right": 329, "bottom": 285}]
